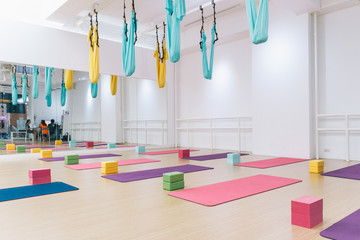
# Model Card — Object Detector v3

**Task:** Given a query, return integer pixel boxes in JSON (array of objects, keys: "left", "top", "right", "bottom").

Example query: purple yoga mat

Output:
[
  {"left": 320, "top": 209, "right": 360, "bottom": 240},
  {"left": 182, "top": 152, "right": 249, "bottom": 161},
  {"left": 40, "top": 153, "right": 121, "bottom": 162},
  {"left": 322, "top": 163, "right": 360, "bottom": 180},
  {"left": 102, "top": 164, "right": 213, "bottom": 182}
]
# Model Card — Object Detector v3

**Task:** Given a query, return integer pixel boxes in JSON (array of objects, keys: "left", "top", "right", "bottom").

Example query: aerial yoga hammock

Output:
[
  {"left": 122, "top": 0, "right": 137, "bottom": 76},
  {"left": 154, "top": 22, "right": 168, "bottom": 88},
  {"left": 65, "top": 69, "right": 73, "bottom": 90},
  {"left": 91, "top": 82, "right": 98, "bottom": 98},
  {"left": 165, "top": 0, "right": 186, "bottom": 63},
  {"left": 11, "top": 66, "right": 17, "bottom": 106},
  {"left": 45, "top": 67, "right": 54, "bottom": 107},
  {"left": 32, "top": 66, "right": 39, "bottom": 99},
  {"left": 245, "top": 0, "right": 268, "bottom": 44},
  {"left": 110, "top": 75, "right": 117, "bottom": 95},
  {"left": 22, "top": 68, "right": 28, "bottom": 103},
  {"left": 61, "top": 70, "right": 66, "bottom": 107},
  {"left": 88, "top": 11, "right": 99, "bottom": 84},
  {"left": 199, "top": 2, "right": 218, "bottom": 80}
]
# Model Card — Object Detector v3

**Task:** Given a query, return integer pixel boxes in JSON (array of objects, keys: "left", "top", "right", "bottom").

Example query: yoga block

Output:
[
  {"left": 101, "top": 167, "right": 118, "bottom": 175},
  {"left": 69, "top": 141, "right": 77, "bottom": 147},
  {"left": 227, "top": 153, "right": 241, "bottom": 164},
  {"left": 16, "top": 145, "right": 26, "bottom": 153},
  {"left": 163, "top": 172, "right": 184, "bottom": 183},
  {"left": 55, "top": 140, "right": 62, "bottom": 145},
  {"left": 163, "top": 180, "right": 184, "bottom": 191},
  {"left": 291, "top": 196, "right": 323, "bottom": 228},
  {"left": 6, "top": 144, "right": 15, "bottom": 150},
  {"left": 0, "top": 142, "right": 5, "bottom": 147},
  {"left": 29, "top": 168, "right": 51, "bottom": 178},
  {"left": 309, "top": 166, "right": 324, "bottom": 173},
  {"left": 136, "top": 146, "right": 145, "bottom": 153},
  {"left": 40, "top": 150, "right": 53, "bottom": 158},
  {"left": 179, "top": 149, "right": 190, "bottom": 158},
  {"left": 101, "top": 161, "right": 118, "bottom": 169},
  {"left": 309, "top": 160, "right": 324, "bottom": 167},
  {"left": 65, "top": 155, "right": 79, "bottom": 161},
  {"left": 86, "top": 142, "right": 94, "bottom": 148},
  {"left": 30, "top": 148, "right": 42, "bottom": 153},
  {"left": 29, "top": 176, "right": 51, "bottom": 185},
  {"left": 108, "top": 143, "right": 116, "bottom": 149},
  {"left": 65, "top": 159, "right": 79, "bottom": 165},
  {"left": 291, "top": 212, "right": 323, "bottom": 229}
]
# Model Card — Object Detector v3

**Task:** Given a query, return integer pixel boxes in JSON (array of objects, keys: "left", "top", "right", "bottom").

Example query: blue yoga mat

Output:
[{"left": 0, "top": 182, "right": 78, "bottom": 202}]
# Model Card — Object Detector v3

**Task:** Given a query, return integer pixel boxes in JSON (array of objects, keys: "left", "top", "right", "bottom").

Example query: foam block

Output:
[
  {"left": 101, "top": 161, "right": 118, "bottom": 168},
  {"left": 85, "top": 142, "right": 94, "bottom": 148},
  {"left": 16, "top": 145, "right": 26, "bottom": 153},
  {"left": 40, "top": 150, "right": 53, "bottom": 158},
  {"left": 6, "top": 144, "right": 15, "bottom": 150},
  {"left": 309, "top": 166, "right": 324, "bottom": 173},
  {"left": 0, "top": 142, "right": 5, "bottom": 147},
  {"left": 65, "top": 159, "right": 79, "bottom": 165},
  {"left": 31, "top": 148, "right": 42, "bottom": 153},
  {"left": 163, "top": 172, "right": 184, "bottom": 183},
  {"left": 108, "top": 143, "right": 116, "bottom": 149},
  {"left": 136, "top": 146, "right": 146, "bottom": 153},
  {"left": 291, "top": 195, "right": 323, "bottom": 228},
  {"left": 101, "top": 167, "right": 118, "bottom": 175},
  {"left": 69, "top": 141, "right": 77, "bottom": 147},
  {"left": 163, "top": 180, "right": 184, "bottom": 191},
  {"left": 65, "top": 155, "right": 79, "bottom": 161},
  {"left": 29, "top": 176, "right": 51, "bottom": 185},
  {"left": 178, "top": 149, "right": 190, "bottom": 158},
  {"left": 309, "top": 160, "right": 324, "bottom": 167},
  {"left": 292, "top": 212, "right": 323, "bottom": 229},
  {"left": 55, "top": 140, "right": 62, "bottom": 145},
  {"left": 227, "top": 153, "right": 241, "bottom": 164},
  {"left": 29, "top": 168, "right": 51, "bottom": 178}
]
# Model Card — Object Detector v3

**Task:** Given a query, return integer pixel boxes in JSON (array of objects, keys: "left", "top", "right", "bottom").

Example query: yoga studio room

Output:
[{"left": 1, "top": 0, "right": 360, "bottom": 239}]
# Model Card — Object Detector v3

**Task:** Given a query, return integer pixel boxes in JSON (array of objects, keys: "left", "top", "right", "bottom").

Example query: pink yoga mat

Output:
[
  {"left": 65, "top": 158, "right": 160, "bottom": 170},
  {"left": 140, "top": 150, "right": 198, "bottom": 155},
  {"left": 235, "top": 157, "right": 307, "bottom": 169},
  {"left": 168, "top": 174, "right": 302, "bottom": 206}
]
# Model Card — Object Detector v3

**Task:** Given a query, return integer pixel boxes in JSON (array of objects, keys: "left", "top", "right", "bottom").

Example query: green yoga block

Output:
[
  {"left": 65, "top": 159, "right": 79, "bottom": 165},
  {"left": 65, "top": 155, "right": 79, "bottom": 161},
  {"left": 0, "top": 142, "right": 5, "bottom": 148},
  {"left": 163, "top": 172, "right": 184, "bottom": 183},
  {"left": 163, "top": 180, "right": 184, "bottom": 191},
  {"left": 108, "top": 143, "right": 116, "bottom": 149},
  {"left": 16, "top": 146, "right": 26, "bottom": 153}
]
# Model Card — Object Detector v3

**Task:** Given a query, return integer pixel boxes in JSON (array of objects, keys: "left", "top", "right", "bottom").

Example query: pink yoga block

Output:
[
  {"left": 86, "top": 142, "right": 94, "bottom": 148},
  {"left": 29, "top": 176, "right": 51, "bottom": 185},
  {"left": 292, "top": 212, "right": 323, "bottom": 229},
  {"left": 28, "top": 168, "right": 51, "bottom": 178},
  {"left": 291, "top": 195, "right": 323, "bottom": 215},
  {"left": 179, "top": 149, "right": 190, "bottom": 158}
]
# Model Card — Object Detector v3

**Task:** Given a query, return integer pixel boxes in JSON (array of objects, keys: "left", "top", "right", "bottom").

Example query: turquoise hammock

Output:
[
  {"left": 91, "top": 82, "right": 98, "bottom": 98},
  {"left": 45, "top": 67, "right": 54, "bottom": 107},
  {"left": 199, "top": 3, "right": 218, "bottom": 80},
  {"left": 61, "top": 70, "right": 66, "bottom": 107},
  {"left": 32, "top": 66, "right": 39, "bottom": 99},
  {"left": 11, "top": 70, "right": 17, "bottom": 106},
  {"left": 122, "top": 0, "right": 137, "bottom": 76},
  {"left": 165, "top": 0, "right": 186, "bottom": 63},
  {"left": 22, "top": 72, "right": 27, "bottom": 103},
  {"left": 246, "top": 0, "right": 269, "bottom": 44}
]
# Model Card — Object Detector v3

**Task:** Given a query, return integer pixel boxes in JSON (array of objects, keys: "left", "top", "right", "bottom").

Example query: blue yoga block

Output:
[
  {"left": 69, "top": 141, "right": 77, "bottom": 147},
  {"left": 136, "top": 146, "right": 145, "bottom": 153},
  {"left": 108, "top": 143, "right": 116, "bottom": 149},
  {"left": 227, "top": 153, "right": 240, "bottom": 164}
]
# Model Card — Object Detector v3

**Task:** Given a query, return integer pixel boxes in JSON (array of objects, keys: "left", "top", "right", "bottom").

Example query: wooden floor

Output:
[{"left": 0, "top": 145, "right": 358, "bottom": 240}]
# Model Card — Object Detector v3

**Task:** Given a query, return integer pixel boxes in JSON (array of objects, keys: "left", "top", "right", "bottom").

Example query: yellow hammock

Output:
[
  {"left": 88, "top": 17, "right": 99, "bottom": 84},
  {"left": 110, "top": 75, "right": 117, "bottom": 95},
  {"left": 154, "top": 41, "right": 169, "bottom": 88},
  {"left": 65, "top": 70, "right": 73, "bottom": 90}
]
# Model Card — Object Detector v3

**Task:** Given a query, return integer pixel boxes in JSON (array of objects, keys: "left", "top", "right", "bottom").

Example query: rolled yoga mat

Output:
[
  {"left": 168, "top": 174, "right": 302, "bottom": 206},
  {"left": 65, "top": 158, "right": 160, "bottom": 170},
  {"left": 182, "top": 152, "right": 249, "bottom": 161},
  {"left": 320, "top": 209, "right": 360, "bottom": 240},
  {"left": 235, "top": 157, "right": 308, "bottom": 169},
  {"left": 102, "top": 164, "right": 213, "bottom": 182},
  {"left": 140, "top": 149, "right": 198, "bottom": 155},
  {"left": 40, "top": 153, "right": 121, "bottom": 162},
  {"left": 0, "top": 182, "right": 78, "bottom": 202},
  {"left": 321, "top": 163, "right": 360, "bottom": 180}
]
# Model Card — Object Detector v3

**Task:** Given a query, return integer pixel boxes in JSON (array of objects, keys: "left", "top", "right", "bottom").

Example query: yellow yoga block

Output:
[
  {"left": 41, "top": 150, "right": 53, "bottom": 158},
  {"left": 101, "top": 161, "right": 118, "bottom": 169},
  {"left": 309, "top": 160, "right": 324, "bottom": 167},
  {"left": 31, "top": 148, "right": 42, "bottom": 153},
  {"left": 6, "top": 144, "right": 15, "bottom": 150},
  {"left": 309, "top": 166, "right": 324, "bottom": 173},
  {"left": 101, "top": 167, "right": 118, "bottom": 175},
  {"left": 55, "top": 140, "right": 63, "bottom": 145}
]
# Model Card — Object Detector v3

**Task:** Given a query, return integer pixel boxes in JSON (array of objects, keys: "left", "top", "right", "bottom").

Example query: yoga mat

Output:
[
  {"left": 102, "top": 164, "right": 213, "bottom": 182},
  {"left": 140, "top": 149, "right": 198, "bottom": 155},
  {"left": 320, "top": 209, "right": 360, "bottom": 240},
  {"left": 168, "top": 174, "right": 302, "bottom": 206},
  {"left": 321, "top": 163, "right": 360, "bottom": 180},
  {"left": 0, "top": 182, "right": 78, "bottom": 202},
  {"left": 182, "top": 152, "right": 249, "bottom": 161},
  {"left": 65, "top": 158, "right": 160, "bottom": 170},
  {"left": 40, "top": 153, "right": 121, "bottom": 162},
  {"left": 95, "top": 145, "right": 137, "bottom": 150},
  {"left": 236, "top": 157, "right": 308, "bottom": 169}
]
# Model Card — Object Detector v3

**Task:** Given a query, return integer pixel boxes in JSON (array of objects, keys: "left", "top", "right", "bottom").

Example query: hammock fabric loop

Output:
[
  {"left": 154, "top": 22, "right": 168, "bottom": 88},
  {"left": 61, "top": 70, "right": 66, "bottom": 107},
  {"left": 11, "top": 69, "right": 18, "bottom": 106},
  {"left": 122, "top": 1, "right": 137, "bottom": 77},
  {"left": 32, "top": 66, "right": 39, "bottom": 99},
  {"left": 246, "top": 0, "right": 269, "bottom": 44}
]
